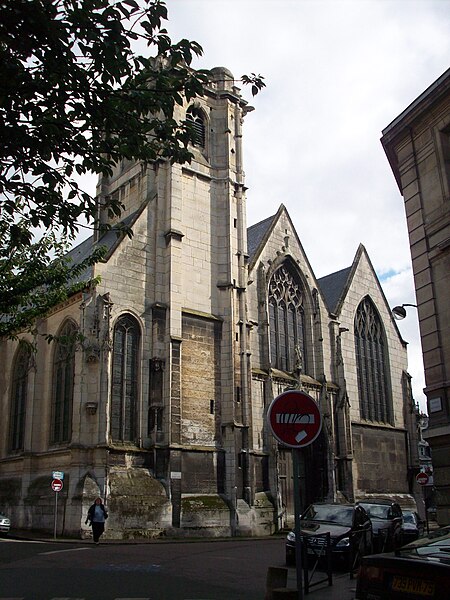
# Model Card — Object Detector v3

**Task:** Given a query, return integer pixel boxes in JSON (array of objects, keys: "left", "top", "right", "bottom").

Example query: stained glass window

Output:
[
  {"left": 354, "top": 297, "right": 392, "bottom": 423},
  {"left": 9, "top": 345, "right": 30, "bottom": 452},
  {"left": 111, "top": 314, "right": 140, "bottom": 442},
  {"left": 269, "top": 264, "right": 307, "bottom": 373},
  {"left": 51, "top": 321, "right": 76, "bottom": 444}
]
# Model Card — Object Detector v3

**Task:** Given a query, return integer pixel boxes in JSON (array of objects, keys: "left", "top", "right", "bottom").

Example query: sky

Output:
[
  {"left": 75, "top": 0, "right": 449, "bottom": 412},
  {"left": 154, "top": 0, "right": 450, "bottom": 414}
]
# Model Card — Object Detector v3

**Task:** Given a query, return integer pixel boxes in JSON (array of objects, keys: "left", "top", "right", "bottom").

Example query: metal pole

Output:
[
  {"left": 53, "top": 491, "right": 58, "bottom": 540},
  {"left": 424, "top": 486, "right": 429, "bottom": 535},
  {"left": 293, "top": 448, "right": 304, "bottom": 600}
]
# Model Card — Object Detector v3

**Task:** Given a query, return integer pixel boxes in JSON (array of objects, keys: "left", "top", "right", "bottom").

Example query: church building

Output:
[{"left": 0, "top": 67, "right": 419, "bottom": 538}]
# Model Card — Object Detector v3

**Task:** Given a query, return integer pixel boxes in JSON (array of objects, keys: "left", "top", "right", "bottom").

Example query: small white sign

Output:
[
  {"left": 52, "top": 471, "right": 64, "bottom": 480},
  {"left": 170, "top": 471, "right": 182, "bottom": 480},
  {"left": 429, "top": 397, "right": 442, "bottom": 413}
]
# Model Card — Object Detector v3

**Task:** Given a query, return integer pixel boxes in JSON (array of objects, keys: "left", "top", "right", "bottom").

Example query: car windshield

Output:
[
  {"left": 360, "top": 503, "right": 390, "bottom": 519},
  {"left": 301, "top": 504, "right": 353, "bottom": 527},
  {"left": 402, "top": 512, "right": 416, "bottom": 524}
]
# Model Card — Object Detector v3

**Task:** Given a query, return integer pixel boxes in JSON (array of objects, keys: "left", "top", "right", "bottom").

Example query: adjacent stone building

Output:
[
  {"left": 381, "top": 67, "right": 450, "bottom": 525},
  {"left": 0, "top": 67, "right": 418, "bottom": 538}
]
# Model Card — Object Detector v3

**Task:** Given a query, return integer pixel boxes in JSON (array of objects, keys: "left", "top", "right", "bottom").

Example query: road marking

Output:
[
  {"left": 0, "top": 538, "right": 45, "bottom": 544},
  {"left": 39, "top": 547, "right": 92, "bottom": 556}
]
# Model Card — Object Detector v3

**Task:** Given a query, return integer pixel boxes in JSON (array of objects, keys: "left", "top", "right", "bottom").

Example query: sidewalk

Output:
[
  {"left": 264, "top": 564, "right": 357, "bottom": 600},
  {"left": 285, "top": 569, "right": 357, "bottom": 599}
]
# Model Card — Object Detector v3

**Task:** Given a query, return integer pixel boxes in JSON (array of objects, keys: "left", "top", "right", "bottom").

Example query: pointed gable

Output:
[
  {"left": 247, "top": 204, "right": 317, "bottom": 279},
  {"left": 318, "top": 244, "right": 367, "bottom": 317}
]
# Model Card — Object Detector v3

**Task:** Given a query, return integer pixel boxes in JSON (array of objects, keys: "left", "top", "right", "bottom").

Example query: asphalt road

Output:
[{"left": 0, "top": 536, "right": 289, "bottom": 600}]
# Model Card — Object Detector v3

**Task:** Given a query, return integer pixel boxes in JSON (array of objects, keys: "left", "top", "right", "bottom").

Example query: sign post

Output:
[
  {"left": 267, "top": 390, "right": 322, "bottom": 600},
  {"left": 51, "top": 478, "right": 63, "bottom": 539},
  {"left": 416, "top": 471, "right": 430, "bottom": 533}
]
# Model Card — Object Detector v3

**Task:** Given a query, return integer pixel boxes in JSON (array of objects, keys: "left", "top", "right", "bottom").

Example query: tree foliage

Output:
[{"left": 0, "top": 0, "right": 265, "bottom": 339}]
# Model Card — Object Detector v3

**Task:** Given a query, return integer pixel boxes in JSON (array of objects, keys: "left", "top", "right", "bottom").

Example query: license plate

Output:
[
  {"left": 392, "top": 575, "right": 435, "bottom": 596},
  {"left": 307, "top": 546, "right": 325, "bottom": 556}
]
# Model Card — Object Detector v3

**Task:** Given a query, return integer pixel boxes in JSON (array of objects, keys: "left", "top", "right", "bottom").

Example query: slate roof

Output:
[
  {"left": 64, "top": 209, "right": 142, "bottom": 282},
  {"left": 65, "top": 235, "right": 96, "bottom": 283},
  {"left": 317, "top": 266, "right": 352, "bottom": 314},
  {"left": 247, "top": 214, "right": 276, "bottom": 260}
]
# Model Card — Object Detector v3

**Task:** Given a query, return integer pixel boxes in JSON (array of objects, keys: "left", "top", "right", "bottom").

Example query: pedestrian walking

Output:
[{"left": 85, "top": 497, "right": 108, "bottom": 544}]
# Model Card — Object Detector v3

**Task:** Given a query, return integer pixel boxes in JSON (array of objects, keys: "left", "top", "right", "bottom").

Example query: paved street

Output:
[{"left": 0, "top": 536, "right": 357, "bottom": 600}]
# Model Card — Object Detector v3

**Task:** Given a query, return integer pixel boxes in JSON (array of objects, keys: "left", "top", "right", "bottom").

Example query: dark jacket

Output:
[{"left": 86, "top": 502, "right": 108, "bottom": 524}]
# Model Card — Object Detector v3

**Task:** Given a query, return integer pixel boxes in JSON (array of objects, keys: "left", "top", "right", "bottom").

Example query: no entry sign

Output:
[
  {"left": 51, "top": 478, "right": 63, "bottom": 492},
  {"left": 267, "top": 390, "right": 322, "bottom": 448},
  {"left": 416, "top": 472, "right": 429, "bottom": 486}
]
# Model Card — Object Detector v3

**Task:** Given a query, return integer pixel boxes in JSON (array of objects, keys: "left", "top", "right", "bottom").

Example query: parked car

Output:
[
  {"left": 0, "top": 512, "right": 10, "bottom": 535},
  {"left": 356, "top": 525, "right": 450, "bottom": 600},
  {"left": 286, "top": 502, "right": 373, "bottom": 567},
  {"left": 401, "top": 510, "right": 425, "bottom": 545},
  {"left": 359, "top": 499, "right": 403, "bottom": 552}
]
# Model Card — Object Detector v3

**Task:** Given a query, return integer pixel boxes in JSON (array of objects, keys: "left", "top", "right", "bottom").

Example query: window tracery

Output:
[
  {"left": 354, "top": 297, "right": 392, "bottom": 423},
  {"left": 269, "top": 264, "right": 307, "bottom": 373},
  {"left": 111, "top": 314, "right": 140, "bottom": 442}
]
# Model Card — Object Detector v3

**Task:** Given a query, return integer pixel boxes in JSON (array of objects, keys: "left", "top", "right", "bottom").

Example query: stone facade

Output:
[
  {"left": 0, "top": 67, "right": 419, "bottom": 538},
  {"left": 381, "top": 68, "right": 450, "bottom": 524}
]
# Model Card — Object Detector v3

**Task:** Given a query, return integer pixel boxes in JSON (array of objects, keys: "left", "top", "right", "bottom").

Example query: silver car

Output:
[{"left": 0, "top": 513, "right": 10, "bottom": 535}]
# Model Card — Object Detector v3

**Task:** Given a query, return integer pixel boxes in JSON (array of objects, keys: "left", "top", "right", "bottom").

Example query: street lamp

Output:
[{"left": 392, "top": 303, "right": 418, "bottom": 320}]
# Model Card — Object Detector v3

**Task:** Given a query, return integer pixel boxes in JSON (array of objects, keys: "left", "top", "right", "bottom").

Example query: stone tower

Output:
[{"left": 86, "top": 66, "right": 261, "bottom": 535}]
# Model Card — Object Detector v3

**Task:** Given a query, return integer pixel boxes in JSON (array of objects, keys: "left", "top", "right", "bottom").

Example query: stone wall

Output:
[
  {"left": 181, "top": 314, "right": 221, "bottom": 446},
  {"left": 352, "top": 423, "right": 409, "bottom": 495}
]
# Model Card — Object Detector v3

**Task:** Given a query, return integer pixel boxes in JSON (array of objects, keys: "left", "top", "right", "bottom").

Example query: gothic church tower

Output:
[{"left": 84, "top": 67, "right": 259, "bottom": 534}]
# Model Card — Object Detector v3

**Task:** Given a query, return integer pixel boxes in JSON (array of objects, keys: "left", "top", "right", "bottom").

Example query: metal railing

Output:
[{"left": 301, "top": 531, "right": 333, "bottom": 593}]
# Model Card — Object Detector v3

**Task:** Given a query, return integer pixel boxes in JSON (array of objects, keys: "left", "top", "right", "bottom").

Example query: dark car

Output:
[
  {"left": 401, "top": 510, "right": 425, "bottom": 545},
  {"left": 286, "top": 502, "right": 373, "bottom": 567},
  {"left": 356, "top": 525, "right": 450, "bottom": 600},
  {"left": 359, "top": 499, "right": 403, "bottom": 552}
]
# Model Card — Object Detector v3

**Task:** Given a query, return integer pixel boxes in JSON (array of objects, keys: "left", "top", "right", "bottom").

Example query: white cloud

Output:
[
  {"left": 164, "top": 0, "right": 448, "bottom": 413},
  {"left": 76, "top": 0, "right": 448, "bottom": 413}
]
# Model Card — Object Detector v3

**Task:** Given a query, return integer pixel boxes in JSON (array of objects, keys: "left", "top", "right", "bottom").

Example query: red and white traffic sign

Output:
[
  {"left": 416, "top": 472, "right": 429, "bottom": 486},
  {"left": 51, "top": 478, "right": 63, "bottom": 492},
  {"left": 267, "top": 390, "right": 322, "bottom": 448}
]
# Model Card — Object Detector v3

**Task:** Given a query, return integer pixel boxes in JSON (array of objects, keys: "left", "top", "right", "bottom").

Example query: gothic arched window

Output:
[
  {"left": 269, "top": 264, "right": 307, "bottom": 373},
  {"left": 111, "top": 314, "right": 140, "bottom": 442},
  {"left": 187, "top": 106, "right": 206, "bottom": 148},
  {"left": 51, "top": 321, "right": 77, "bottom": 444},
  {"left": 354, "top": 297, "right": 392, "bottom": 423},
  {"left": 9, "top": 345, "right": 30, "bottom": 452}
]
